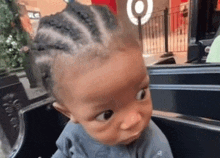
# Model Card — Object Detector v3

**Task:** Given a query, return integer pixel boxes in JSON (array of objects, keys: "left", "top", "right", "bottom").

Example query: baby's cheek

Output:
[
  {"left": 95, "top": 132, "right": 118, "bottom": 145},
  {"left": 142, "top": 96, "right": 153, "bottom": 123},
  {"left": 146, "top": 91, "right": 153, "bottom": 113}
]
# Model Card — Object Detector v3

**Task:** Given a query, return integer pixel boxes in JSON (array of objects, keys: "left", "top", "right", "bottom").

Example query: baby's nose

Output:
[{"left": 120, "top": 112, "right": 141, "bottom": 130}]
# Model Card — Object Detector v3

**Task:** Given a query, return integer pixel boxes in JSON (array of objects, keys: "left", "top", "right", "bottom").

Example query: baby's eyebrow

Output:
[
  {"left": 144, "top": 76, "right": 150, "bottom": 85},
  {"left": 134, "top": 74, "right": 149, "bottom": 88},
  {"left": 89, "top": 99, "right": 115, "bottom": 111}
]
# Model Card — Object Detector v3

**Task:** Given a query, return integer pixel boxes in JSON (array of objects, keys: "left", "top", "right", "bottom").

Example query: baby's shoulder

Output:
[
  {"left": 55, "top": 121, "right": 90, "bottom": 157},
  {"left": 57, "top": 121, "right": 94, "bottom": 146},
  {"left": 55, "top": 121, "right": 114, "bottom": 158},
  {"left": 147, "top": 120, "right": 169, "bottom": 143},
  {"left": 61, "top": 121, "right": 83, "bottom": 137}
]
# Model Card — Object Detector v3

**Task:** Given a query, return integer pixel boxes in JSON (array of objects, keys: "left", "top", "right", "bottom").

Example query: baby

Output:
[{"left": 31, "top": 2, "right": 173, "bottom": 158}]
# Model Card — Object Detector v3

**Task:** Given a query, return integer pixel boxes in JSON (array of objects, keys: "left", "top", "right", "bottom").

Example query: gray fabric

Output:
[{"left": 52, "top": 120, "right": 173, "bottom": 158}]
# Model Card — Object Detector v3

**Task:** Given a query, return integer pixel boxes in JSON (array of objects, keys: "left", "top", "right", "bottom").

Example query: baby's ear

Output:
[{"left": 52, "top": 102, "right": 79, "bottom": 123}]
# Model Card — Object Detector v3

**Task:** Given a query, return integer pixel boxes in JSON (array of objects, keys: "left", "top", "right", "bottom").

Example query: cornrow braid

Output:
[
  {"left": 31, "top": 2, "right": 119, "bottom": 99},
  {"left": 38, "top": 14, "right": 82, "bottom": 42},
  {"left": 93, "top": 5, "right": 117, "bottom": 31},
  {"left": 65, "top": 2, "right": 102, "bottom": 42}
]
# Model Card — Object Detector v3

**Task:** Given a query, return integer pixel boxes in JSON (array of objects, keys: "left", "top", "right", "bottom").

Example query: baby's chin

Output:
[{"left": 97, "top": 134, "right": 141, "bottom": 146}]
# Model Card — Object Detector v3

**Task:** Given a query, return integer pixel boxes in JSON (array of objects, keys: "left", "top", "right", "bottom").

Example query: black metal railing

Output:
[{"left": 143, "top": 6, "right": 188, "bottom": 55}]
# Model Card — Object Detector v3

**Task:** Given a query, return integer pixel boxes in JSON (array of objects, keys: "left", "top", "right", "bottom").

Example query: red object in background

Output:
[
  {"left": 170, "top": 0, "right": 185, "bottom": 32},
  {"left": 20, "top": 15, "right": 34, "bottom": 38},
  {"left": 218, "top": 0, "right": 220, "bottom": 10},
  {"left": 91, "top": 0, "right": 117, "bottom": 14}
]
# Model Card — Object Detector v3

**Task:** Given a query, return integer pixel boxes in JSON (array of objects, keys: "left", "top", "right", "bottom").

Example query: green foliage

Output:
[{"left": 0, "top": 0, "right": 30, "bottom": 68}]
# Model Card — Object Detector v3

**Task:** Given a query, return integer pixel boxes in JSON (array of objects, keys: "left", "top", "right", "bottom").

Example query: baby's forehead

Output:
[
  {"left": 51, "top": 51, "right": 109, "bottom": 85},
  {"left": 53, "top": 49, "right": 147, "bottom": 106},
  {"left": 53, "top": 50, "right": 109, "bottom": 70},
  {"left": 52, "top": 47, "right": 143, "bottom": 80}
]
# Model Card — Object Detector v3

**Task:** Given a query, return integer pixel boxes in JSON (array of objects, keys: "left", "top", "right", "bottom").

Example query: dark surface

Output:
[
  {"left": 0, "top": 75, "right": 29, "bottom": 147},
  {"left": 152, "top": 115, "right": 220, "bottom": 158},
  {"left": 148, "top": 64, "right": 220, "bottom": 120},
  {"left": 151, "top": 90, "right": 220, "bottom": 120},
  {"left": 0, "top": 74, "right": 49, "bottom": 157},
  {"left": 11, "top": 98, "right": 69, "bottom": 158}
]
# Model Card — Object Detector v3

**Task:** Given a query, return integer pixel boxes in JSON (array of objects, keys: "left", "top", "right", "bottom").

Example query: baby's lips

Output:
[{"left": 120, "top": 132, "right": 141, "bottom": 144}]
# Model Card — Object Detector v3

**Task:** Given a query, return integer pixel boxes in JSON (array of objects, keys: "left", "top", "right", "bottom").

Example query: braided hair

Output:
[{"left": 31, "top": 2, "right": 140, "bottom": 102}]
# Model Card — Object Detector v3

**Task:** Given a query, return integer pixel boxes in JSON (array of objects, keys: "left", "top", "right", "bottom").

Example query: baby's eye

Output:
[
  {"left": 96, "top": 110, "right": 114, "bottom": 121},
  {"left": 136, "top": 88, "right": 147, "bottom": 100}
]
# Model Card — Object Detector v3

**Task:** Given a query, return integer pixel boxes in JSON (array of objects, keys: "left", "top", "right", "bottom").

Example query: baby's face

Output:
[{"left": 55, "top": 49, "right": 152, "bottom": 146}]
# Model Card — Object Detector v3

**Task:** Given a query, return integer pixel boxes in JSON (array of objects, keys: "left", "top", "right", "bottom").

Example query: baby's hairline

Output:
[{"left": 51, "top": 46, "right": 142, "bottom": 105}]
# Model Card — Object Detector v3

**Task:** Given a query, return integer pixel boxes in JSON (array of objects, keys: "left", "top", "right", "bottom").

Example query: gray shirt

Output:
[{"left": 52, "top": 120, "right": 173, "bottom": 158}]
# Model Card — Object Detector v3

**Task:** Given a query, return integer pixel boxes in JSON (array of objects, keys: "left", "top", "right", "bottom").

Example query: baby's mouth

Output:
[
  {"left": 121, "top": 132, "right": 142, "bottom": 145},
  {"left": 120, "top": 122, "right": 147, "bottom": 145}
]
